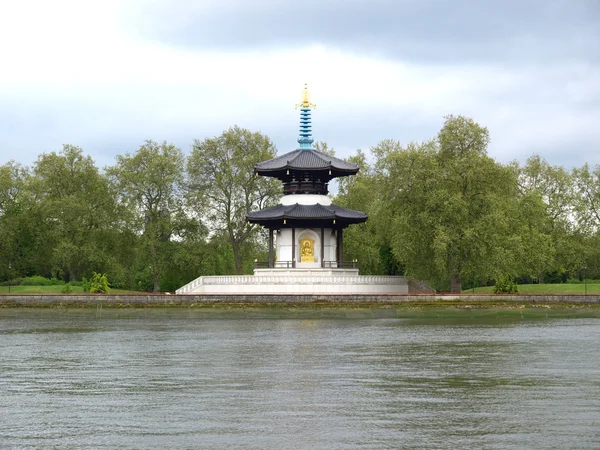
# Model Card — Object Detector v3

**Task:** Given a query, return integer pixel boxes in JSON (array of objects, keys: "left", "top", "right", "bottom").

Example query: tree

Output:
[
  {"left": 572, "top": 163, "right": 600, "bottom": 281},
  {"left": 0, "top": 162, "right": 30, "bottom": 281},
  {"left": 27, "top": 145, "right": 121, "bottom": 281},
  {"left": 187, "top": 126, "right": 280, "bottom": 274},
  {"left": 377, "top": 116, "right": 520, "bottom": 292},
  {"left": 106, "top": 141, "right": 187, "bottom": 291},
  {"left": 313, "top": 141, "right": 335, "bottom": 156},
  {"left": 334, "top": 149, "right": 395, "bottom": 274},
  {"left": 573, "top": 163, "right": 600, "bottom": 232},
  {"left": 516, "top": 155, "right": 578, "bottom": 282}
]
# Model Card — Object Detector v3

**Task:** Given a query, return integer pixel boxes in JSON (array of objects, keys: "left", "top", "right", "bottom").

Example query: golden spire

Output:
[{"left": 295, "top": 83, "right": 316, "bottom": 109}]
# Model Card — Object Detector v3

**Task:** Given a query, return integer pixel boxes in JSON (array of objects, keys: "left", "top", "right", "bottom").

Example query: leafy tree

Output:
[
  {"left": 313, "top": 141, "right": 335, "bottom": 156},
  {"left": 335, "top": 149, "right": 393, "bottom": 274},
  {"left": 27, "top": 145, "right": 122, "bottom": 281},
  {"left": 572, "top": 163, "right": 600, "bottom": 281},
  {"left": 515, "top": 155, "right": 580, "bottom": 282},
  {"left": 573, "top": 163, "right": 600, "bottom": 232},
  {"left": 0, "top": 162, "right": 30, "bottom": 281},
  {"left": 106, "top": 141, "right": 188, "bottom": 291},
  {"left": 519, "top": 155, "right": 573, "bottom": 224},
  {"left": 187, "top": 126, "right": 280, "bottom": 274},
  {"left": 376, "top": 116, "right": 520, "bottom": 292}
]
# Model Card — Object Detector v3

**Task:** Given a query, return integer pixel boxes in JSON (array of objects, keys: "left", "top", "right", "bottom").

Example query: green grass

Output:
[
  {"left": 2, "top": 283, "right": 598, "bottom": 295},
  {"left": 0, "top": 285, "right": 147, "bottom": 294},
  {"left": 468, "top": 283, "right": 600, "bottom": 294}
]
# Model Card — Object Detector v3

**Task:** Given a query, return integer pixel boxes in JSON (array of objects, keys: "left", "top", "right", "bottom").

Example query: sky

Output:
[{"left": 0, "top": 0, "right": 598, "bottom": 170}]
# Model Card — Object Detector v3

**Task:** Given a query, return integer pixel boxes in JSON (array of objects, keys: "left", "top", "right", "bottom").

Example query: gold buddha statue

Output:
[{"left": 300, "top": 238, "right": 315, "bottom": 262}]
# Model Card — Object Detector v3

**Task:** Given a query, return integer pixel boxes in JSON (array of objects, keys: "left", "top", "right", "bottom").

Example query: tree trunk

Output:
[
  {"left": 151, "top": 243, "right": 160, "bottom": 292},
  {"left": 232, "top": 243, "right": 243, "bottom": 275},
  {"left": 537, "top": 272, "right": 544, "bottom": 284},
  {"left": 153, "top": 271, "right": 160, "bottom": 293},
  {"left": 450, "top": 273, "right": 462, "bottom": 293}
]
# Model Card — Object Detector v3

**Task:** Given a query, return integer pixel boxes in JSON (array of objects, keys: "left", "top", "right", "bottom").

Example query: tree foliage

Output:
[
  {"left": 368, "top": 117, "right": 520, "bottom": 292},
  {"left": 106, "top": 141, "right": 188, "bottom": 291},
  {"left": 187, "top": 126, "right": 280, "bottom": 274},
  {"left": 337, "top": 116, "right": 598, "bottom": 292},
  {"left": 0, "top": 120, "right": 597, "bottom": 293},
  {"left": 27, "top": 146, "right": 122, "bottom": 281}
]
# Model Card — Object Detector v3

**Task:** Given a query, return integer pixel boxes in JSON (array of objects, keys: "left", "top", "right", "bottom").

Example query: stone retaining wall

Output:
[{"left": 0, "top": 293, "right": 599, "bottom": 307}]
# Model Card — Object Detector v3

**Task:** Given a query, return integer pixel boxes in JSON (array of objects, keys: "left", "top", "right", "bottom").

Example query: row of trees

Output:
[
  {"left": 1, "top": 116, "right": 598, "bottom": 292},
  {"left": 336, "top": 116, "right": 600, "bottom": 291},
  {"left": 0, "top": 127, "right": 278, "bottom": 292}
]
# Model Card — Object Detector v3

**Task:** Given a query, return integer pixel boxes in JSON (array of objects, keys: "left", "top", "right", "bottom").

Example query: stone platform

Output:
[{"left": 176, "top": 268, "right": 432, "bottom": 295}]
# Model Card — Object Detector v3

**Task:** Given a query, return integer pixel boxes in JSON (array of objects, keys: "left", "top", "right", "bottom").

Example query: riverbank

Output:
[{"left": 1, "top": 293, "right": 599, "bottom": 309}]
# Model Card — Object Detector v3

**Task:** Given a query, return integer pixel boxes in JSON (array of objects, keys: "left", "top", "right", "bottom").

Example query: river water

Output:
[{"left": 1, "top": 309, "right": 599, "bottom": 449}]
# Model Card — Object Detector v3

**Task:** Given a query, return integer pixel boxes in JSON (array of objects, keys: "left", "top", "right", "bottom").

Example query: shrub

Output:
[
  {"left": 61, "top": 283, "right": 73, "bottom": 293},
  {"left": 90, "top": 272, "right": 110, "bottom": 294},
  {"left": 20, "top": 276, "right": 53, "bottom": 286},
  {"left": 494, "top": 275, "right": 518, "bottom": 294},
  {"left": 81, "top": 277, "right": 91, "bottom": 293}
]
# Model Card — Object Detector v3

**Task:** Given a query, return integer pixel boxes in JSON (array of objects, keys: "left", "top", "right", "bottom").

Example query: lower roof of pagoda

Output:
[{"left": 246, "top": 202, "right": 367, "bottom": 228}]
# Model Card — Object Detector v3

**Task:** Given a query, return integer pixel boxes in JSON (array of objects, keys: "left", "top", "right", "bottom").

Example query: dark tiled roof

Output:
[
  {"left": 247, "top": 203, "right": 367, "bottom": 223},
  {"left": 255, "top": 149, "right": 358, "bottom": 173}
]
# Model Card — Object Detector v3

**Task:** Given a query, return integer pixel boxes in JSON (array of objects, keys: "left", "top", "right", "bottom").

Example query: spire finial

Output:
[{"left": 295, "top": 83, "right": 316, "bottom": 109}]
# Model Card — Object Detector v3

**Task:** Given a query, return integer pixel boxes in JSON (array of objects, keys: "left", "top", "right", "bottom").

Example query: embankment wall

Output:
[{"left": 0, "top": 293, "right": 599, "bottom": 307}]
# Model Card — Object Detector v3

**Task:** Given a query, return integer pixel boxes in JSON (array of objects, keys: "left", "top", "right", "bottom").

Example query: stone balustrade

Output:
[{"left": 176, "top": 273, "right": 418, "bottom": 295}]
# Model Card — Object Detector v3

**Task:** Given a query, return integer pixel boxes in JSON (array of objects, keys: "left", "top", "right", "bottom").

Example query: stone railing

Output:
[
  {"left": 177, "top": 277, "right": 204, "bottom": 294},
  {"left": 253, "top": 261, "right": 359, "bottom": 269},
  {"left": 203, "top": 275, "right": 406, "bottom": 285},
  {"left": 176, "top": 274, "right": 410, "bottom": 294}
]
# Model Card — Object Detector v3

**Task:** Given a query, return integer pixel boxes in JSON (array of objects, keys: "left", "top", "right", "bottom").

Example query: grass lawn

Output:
[
  {"left": 468, "top": 283, "right": 600, "bottom": 294},
  {"left": 2, "top": 283, "right": 599, "bottom": 296},
  {"left": 0, "top": 285, "right": 148, "bottom": 294}
]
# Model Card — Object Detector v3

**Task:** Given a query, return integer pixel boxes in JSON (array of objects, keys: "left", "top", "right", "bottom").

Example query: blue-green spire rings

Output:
[
  {"left": 295, "top": 84, "right": 316, "bottom": 149},
  {"left": 298, "top": 107, "right": 314, "bottom": 149}
]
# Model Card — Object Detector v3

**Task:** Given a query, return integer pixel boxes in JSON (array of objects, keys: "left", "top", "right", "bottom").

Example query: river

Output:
[{"left": 1, "top": 309, "right": 599, "bottom": 449}]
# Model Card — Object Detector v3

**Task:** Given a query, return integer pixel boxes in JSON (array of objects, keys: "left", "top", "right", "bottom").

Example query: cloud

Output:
[
  {"left": 0, "top": 0, "right": 598, "bottom": 170},
  {"left": 126, "top": 0, "right": 600, "bottom": 64}
]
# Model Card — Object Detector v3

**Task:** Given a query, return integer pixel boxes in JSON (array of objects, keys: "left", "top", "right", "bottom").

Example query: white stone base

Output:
[{"left": 175, "top": 268, "right": 422, "bottom": 295}]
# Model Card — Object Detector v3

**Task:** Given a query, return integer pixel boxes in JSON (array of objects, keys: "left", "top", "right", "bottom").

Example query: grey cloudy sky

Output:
[{"left": 0, "top": 0, "right": 598, "bottom": 169}]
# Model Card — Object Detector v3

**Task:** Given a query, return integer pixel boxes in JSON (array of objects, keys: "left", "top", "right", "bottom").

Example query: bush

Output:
[
  {"left": 566, "top": 277, "right": 582, "bottom": 284},
  {"left": 20, "top": 276, "right": 66, "bottom": 286},
  {"left": 21, "top": 276, "right": 54, "bottom": 286},
  {"left": 90, "top": 272, "right": 110, "bottom": 294},
  {"left": 494, "top": 275, "right": 518, "bottom": 294},
  {"left": 81, "top": 277, "right": 91, "bottom": 293},
  {"left": 61, "top": 283, "right": 73, "bottom": 293}
]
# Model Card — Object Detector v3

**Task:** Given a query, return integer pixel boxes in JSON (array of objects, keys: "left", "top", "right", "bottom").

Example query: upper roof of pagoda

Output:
[
  {"left": 254, "top": 148, "right": 359, "bottom": 177},
  {"left": 254, "top": 84, "right": 359, "bottom": 179}
]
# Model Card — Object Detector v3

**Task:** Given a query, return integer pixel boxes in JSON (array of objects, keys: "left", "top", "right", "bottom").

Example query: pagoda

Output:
[
  {"left": 176, "top": 86, "right": 427, "bottom": 295},
  {"left": 246, "top": 84, "right": 367, "bottom": 270}
]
